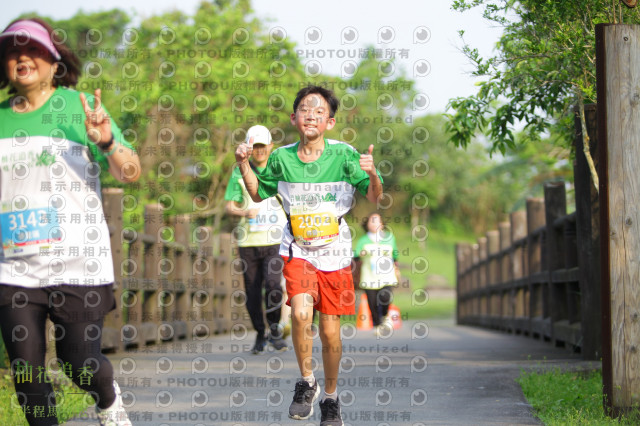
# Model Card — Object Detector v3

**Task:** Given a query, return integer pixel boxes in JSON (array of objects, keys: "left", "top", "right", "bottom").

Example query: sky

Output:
[{"left": 1, "top": 0, "right": 503, "bottom": 113}]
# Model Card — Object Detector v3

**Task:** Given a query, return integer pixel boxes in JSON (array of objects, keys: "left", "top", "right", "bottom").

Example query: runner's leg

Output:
[
  {"left": 238, "top": 246, "right": 266, "bottom": 336},
  {"left": 54, "top": 318, "right": 116, "bottom": 409},
  {"left": 365, "top": 288, "right": 381, "bottom": 326},
  {"left": 318, "top": 312, "right": 342, "bottom": 394},
  {"left": 379, "top": 286, "right": 393, "bottom": 319},
  {"left": 0, "top": 303, "right": 58, "bottom": 426},
  {"left": 262, "top": 245, "right": 284, "bottom": 336},
  {"left": 290, "top": 293, "right": 315, "bottom": 376}
]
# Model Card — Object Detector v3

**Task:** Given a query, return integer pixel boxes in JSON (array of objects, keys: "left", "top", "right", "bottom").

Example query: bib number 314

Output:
[{"left": 0, "top": 207, "right": 61, "bottom": 257}]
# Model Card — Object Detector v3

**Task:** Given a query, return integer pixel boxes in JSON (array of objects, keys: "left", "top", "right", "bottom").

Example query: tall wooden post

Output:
[
  {"left": 596, "top": 23, "right": 640, "bottom": 414},
  {"left": 573, "top": 104, "right": 602, "bottom": 360}
]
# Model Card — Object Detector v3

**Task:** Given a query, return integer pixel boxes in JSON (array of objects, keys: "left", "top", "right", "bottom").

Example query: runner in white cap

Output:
[{"left": 225, "top": 125, "right": 289, "bottom": 353}]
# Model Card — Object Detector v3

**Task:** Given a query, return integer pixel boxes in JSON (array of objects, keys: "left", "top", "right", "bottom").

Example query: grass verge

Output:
[
  {"left": 341, "top": 290, "right": 455, "bottom": 327},
  {"left": 394, "top": 225, "right": 475, "bottom": 289},
  {"left": 517, "top": 367, "right": 640, "bottom": 425},
  {"left": 0, "top": 371, "right": 91, "bottom": 425},
  {"left": 391, "top": 291, "right": 455, "bottom": 321}
]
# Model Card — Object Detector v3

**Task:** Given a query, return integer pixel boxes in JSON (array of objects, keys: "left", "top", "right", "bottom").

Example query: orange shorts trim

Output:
[{"left": 282, "top": 256, "right": 355, "bottom": 316}]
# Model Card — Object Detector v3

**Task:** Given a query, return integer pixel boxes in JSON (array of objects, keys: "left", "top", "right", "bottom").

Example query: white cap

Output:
[{"left": 246, "top": 125, "right": 272, "bottom": 145}]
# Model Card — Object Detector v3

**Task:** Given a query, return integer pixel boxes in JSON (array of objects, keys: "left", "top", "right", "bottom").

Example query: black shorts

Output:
[{"left": 0, "top": 283, "right": 116, "bottom": 323}]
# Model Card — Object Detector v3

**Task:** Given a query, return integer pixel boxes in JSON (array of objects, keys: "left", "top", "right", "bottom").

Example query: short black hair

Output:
[
  {"left": 292, "top": 85, "right": 339, "bottom": 118},
  {"left": 361, "top": 212, "right": 385, "bottom": 233},
  {"left": 0, "top": 17, "right": 81, "bottom": 94}
]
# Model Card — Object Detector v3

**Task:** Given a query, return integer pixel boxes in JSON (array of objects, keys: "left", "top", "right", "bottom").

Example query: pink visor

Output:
[{"left": 0, "top": 20, "right": 61, "bottom": 60}]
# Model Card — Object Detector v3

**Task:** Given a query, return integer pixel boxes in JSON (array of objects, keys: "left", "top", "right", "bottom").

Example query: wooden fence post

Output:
[
  {"left": 191, "top": 227, "right": 214, "bottom": 338},
  {"left": 526, "top": 198, "right": 546, "bottom": 338},
  {"left": 215, "top": 233, "right": 234, "bottom": 334},
  {"left": 101, "top": 188, "right": 124, "bottom": 352},
  {"left": 123, "top": 224, "right": 144, "bottom": 348},
  {"left": 202, "top": 226, "right": 217, "bottom": 335},
  {"left": 574, "top": 103, "right": 602, "bottom": 360},
  {"left": 596, "top": 23, "right": 640, "bottom": 414},
  {"left": 498, "top": 222, "right": 511, "bottom": 326},
  {"left": 486, "top": 230, "right": 500, "bottom": 323},
  {"left": 478, "top": 236, "right": 488, "bottom": 320},
  {"left": 142, "top": 204, "right": 164, "bottom": 345},
  {"left": 455, "top": 243, "right": 466, "bottom": 323},
  {"left": 173, "top": 214, "right": 191, "bottom": 340},
  {"left": 543, "top": 182, "right": 567, "bottom": 346},
  {"left": 159, "top": 219, "right": 176, "bottom": 342},
  {"left": 510, "top": 211, "right": 527, "bottom": 332},
  {"left": 471, "top": 243, "right": 480, "bottom": 318},
  {"left": 456, "top": 243, "right": 472, "bottom": 324}
]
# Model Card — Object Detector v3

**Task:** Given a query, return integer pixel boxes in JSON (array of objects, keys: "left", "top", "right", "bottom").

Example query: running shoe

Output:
[
  {"left": 268, "top": 334, "right": 288, "bottom": 351},
  {"left": 319, "top": 397, "right": 344, "bottom": 426},
  {"left": 251, "top": 333, "right": 267, "bottom": 354},
  {"left": 288, "top": 379, "right": 320, "bottom": 419},
  {"left": 96, "top": 381, "right": 132, "bottom": 426}
]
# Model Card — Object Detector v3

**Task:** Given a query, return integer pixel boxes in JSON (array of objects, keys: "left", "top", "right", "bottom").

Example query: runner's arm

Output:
[
  {"left": 359, "top": 145, "right": 383, "bottom": 203},
  {"left": 225, "top": 201, "right": 259, "bottom": 218},
  {"left": 235, "top": 143, "right": 263, "bottom": 203},
  {"left": 365, "top": 172, "right": 383, "bottom": 204},
  {"left": 352, "top": 258, "right": 362, "bottom": 290}
]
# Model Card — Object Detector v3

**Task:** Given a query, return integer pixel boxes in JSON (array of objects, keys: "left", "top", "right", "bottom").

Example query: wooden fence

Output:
[
  {"left": 95, "top": 188, "right": 250, "bottom": 352},
  {"left": 456, "top": 106, "right": 601, "bottom": 359}
]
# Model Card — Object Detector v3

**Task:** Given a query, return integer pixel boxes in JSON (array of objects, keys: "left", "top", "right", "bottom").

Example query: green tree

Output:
[
  {"left": 35, "top": 4, "right": 423, "bottom": 233},
  {"left": 401, "top": 116, "right": 572, "bottom": 235},
  {"left": 8, "top": 2, "right": 563, "bottom": 239},
  {"left": 36, "top": 1, "right": 308, "bottom": 232},
  {"left": 445, "top": 0, "right": 640, "bottom": 191}
]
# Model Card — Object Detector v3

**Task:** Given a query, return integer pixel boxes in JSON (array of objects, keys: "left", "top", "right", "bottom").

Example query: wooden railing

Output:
[
  {"left": 456, "top": 183, "right": 584, "bottom": 348},
  {"left": 456, "top": 104, "right": 602, "bottom": 360},
  {"left": 98, "top": 188, "right": 250, "bottom": 352},
  {"left": 456, "top": 179, "right": 603, "bottom": 358}
]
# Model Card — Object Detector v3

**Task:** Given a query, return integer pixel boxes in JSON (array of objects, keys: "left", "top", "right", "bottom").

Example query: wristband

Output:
[
  {"left": 97, "top": 134, "right": 115, "bottom": 151},
  {"left": 104, "top": 141, "right": 119, "bottom": 157}
]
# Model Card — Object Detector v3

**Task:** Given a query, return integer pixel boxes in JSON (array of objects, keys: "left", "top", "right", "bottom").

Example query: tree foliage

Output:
[
  {"left": 445, "top": 0, "right": 640, "bottom": 156},
  {"left": 6, "top": 1, "right": 570, "bottom": 235}
]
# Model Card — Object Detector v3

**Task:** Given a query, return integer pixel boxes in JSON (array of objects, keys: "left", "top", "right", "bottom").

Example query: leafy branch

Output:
[{"left": 446, "top": 1, "right": 640, "bottom": 189}]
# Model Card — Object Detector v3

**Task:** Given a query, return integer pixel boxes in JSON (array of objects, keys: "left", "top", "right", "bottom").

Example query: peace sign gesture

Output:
[{"left": 80, "top": 88, "right": 112, "bottom": 144}]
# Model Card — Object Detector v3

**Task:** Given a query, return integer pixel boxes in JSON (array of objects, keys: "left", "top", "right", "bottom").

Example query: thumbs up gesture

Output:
[{"left": 359, "top": 144, "right": 376, "bottom": 175}]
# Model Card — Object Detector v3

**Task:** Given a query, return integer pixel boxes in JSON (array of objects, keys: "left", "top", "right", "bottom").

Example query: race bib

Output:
[
  {"left": 290, "top": 211, "right": 339, "bottom": 246},
  {"left": 369, "top": 252, "right": 394, "bottom": 275},
  {"left": 1, "top": 207, "right": 61, "bottom": 258},
  {"left": 248, "top": 199, "right": 280, "bottom": 233},
  {"left": 286, "top": 182, "right": 345, "bottom": 247}
]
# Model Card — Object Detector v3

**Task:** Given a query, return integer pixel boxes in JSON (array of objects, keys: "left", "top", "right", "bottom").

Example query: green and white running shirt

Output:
[
  {"left": 257, "top": 139, "right": 382, "bottom": 271},
  {"left": 0, "top": 86, "right": 132, "bottom": 288},
  {"left": 224, "top": 165, "right": 287, "bottom": 247},
  {"left": 354, "top": 231, "right": 399, "bottom": 289}
]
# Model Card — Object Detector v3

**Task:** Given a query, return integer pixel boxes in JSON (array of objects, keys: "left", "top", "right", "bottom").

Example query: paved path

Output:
[{"left": 65, "top": 317, "right": 595, "bottom": 426}]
